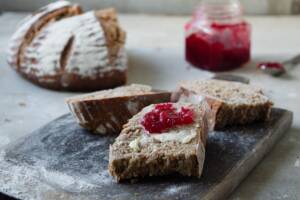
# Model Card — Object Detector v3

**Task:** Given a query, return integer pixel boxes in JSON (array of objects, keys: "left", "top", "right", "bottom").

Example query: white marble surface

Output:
[{"left": 0, "top": 13, "right": 299, "bottom": 199}]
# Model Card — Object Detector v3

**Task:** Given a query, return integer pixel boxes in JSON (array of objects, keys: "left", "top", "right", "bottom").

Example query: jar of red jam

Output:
[{"left": 185, "top": 0, "right": 251, "bottom": 71}]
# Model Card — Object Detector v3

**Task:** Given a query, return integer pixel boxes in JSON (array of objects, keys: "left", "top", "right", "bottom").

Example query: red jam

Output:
[
  {"left": 141, "top": 103, "right": 194, "bottom": 134},
  {"left": 257, "top": 62, "right": 285, "bottom": 71},
  {"left": 185, "top": 21, "right": 251, "bottom": 71}
]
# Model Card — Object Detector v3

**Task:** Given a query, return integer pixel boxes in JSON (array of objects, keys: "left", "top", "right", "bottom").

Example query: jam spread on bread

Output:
[{"left": 141, "top": 103, "right": 194, "bottom": 133}]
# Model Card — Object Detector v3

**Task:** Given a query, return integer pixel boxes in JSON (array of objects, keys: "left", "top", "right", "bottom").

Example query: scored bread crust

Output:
[
  {"left": 95, "top": 9, "right": 126, "bottom": 68},
  {"left": 172, "top": 80, "right": 273, "bottom": 129},
  {"left": 7, "top": 1, "right": 127, "bottom": 91},
  {"left": 66, "top": 86, "right": 171, "bottom": 135},
  {"left": 108, "top": 103, "right": 208, "bottom": 182},
  {"left": 7, "top": 1, "right": 82, "bottom": 70}
]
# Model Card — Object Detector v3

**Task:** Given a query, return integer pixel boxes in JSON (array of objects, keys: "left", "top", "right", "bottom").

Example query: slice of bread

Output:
[
  {"left": 66, "top": 84, "right": 171, "bottom": 135},
  {"left": 172, "top": 79, "right": 273, "bottom": 129},
  {"left": 109, "top": 102, "right": 208, "bottom": 182}
]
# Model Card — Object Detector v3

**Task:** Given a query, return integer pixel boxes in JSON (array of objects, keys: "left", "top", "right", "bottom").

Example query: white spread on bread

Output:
[
  {"left": 128, "top": 103, "right": 203, "bottom": 151},
  {"left": 129, "top": 127, "right": 198, "bottom": 152},
  {"left": 152, "top": 128, "right": 197, "bottom": 143},
  {"left": 129, "top": 137, "right": 141, "bottom": 152}
]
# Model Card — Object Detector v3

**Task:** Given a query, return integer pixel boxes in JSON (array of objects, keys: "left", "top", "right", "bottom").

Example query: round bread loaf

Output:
[{"left": 7, "top": 1, "right": 127, "bottom": 91}]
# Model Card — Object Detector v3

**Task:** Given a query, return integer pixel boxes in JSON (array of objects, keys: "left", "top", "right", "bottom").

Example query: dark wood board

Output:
[{"left": 0, "top": 108, "right": 293, "bottom": 200}]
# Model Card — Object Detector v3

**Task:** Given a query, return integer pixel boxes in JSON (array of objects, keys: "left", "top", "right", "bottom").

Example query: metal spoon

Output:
[{"left": 258, "top": 54, "right": 300, "bottom": 77}]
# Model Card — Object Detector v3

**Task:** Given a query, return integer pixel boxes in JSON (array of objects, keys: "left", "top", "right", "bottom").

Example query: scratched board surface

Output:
[{"left": 0, "top": 108, "right": 293, "bottom": 200}]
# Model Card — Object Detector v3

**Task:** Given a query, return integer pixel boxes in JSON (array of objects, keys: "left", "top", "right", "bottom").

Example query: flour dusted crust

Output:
[
  {"left": 7, "top": 1, "right": 82, "bottom": 72},
  {"left": 109, "top": 102, "right": 209, "bottom": 182},
  {"left": 172, "top": 79, "right": 273, "bottom": 129},
  {"left": 66, "top": 84, "right": 171, "bottom": 135},
  {"left": 7, "top": 1, "right": 127, "bottom": 91}
]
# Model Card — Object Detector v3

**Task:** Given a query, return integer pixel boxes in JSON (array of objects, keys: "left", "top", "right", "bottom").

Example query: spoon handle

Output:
[{"left": 283, "top": 54, "right": 300, "bottom": 71}]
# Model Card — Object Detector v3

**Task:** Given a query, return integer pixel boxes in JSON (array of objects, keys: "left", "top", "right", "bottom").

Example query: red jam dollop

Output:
[
  {"left": 141, "top": 103, "right": 194, "bottom": 134},
  {"left": 185, "top": 20, "right": 251, "bottom": 71},
  {"left": 257, "top": 62, "right": 285, "bottom": 71}
]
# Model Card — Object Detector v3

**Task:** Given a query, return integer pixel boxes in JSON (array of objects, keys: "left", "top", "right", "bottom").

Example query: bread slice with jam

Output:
[
  {"left": 172, "top": 79, "right": 273, "bottom": 130},
  {"left": 66, "top": 84, "right": 171, "bottom": 135},
  {"left": 109, "top": 102, "right": 209, "bottom": 182}
]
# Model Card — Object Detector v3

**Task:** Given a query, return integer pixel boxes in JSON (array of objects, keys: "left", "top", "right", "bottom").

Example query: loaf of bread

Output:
[
  {"left": 7, "top": 1, "right": 127, "bottom": 91},
  {"left": 172, "top": 79, "right": 273, "bottom": 129},
  {"left": 66, "top": 84, "right": 171, "bottom": 135},
  {"left": 109, "top": 102, "right": 208, "bottom": 182}
]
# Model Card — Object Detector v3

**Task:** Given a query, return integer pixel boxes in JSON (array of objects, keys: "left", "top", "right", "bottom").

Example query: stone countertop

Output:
[{"left": 0, "top": 13, "right": 299, "bottom": 200}]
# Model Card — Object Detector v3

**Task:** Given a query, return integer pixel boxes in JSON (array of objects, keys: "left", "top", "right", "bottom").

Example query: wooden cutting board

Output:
[{"left": 0, "top": 108, "right": 292, "bottom": 200}]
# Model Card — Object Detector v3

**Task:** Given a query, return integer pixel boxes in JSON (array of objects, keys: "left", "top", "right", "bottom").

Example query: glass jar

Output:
[{"left": 185, "top": 0, "right": 251, "bottom": 71}]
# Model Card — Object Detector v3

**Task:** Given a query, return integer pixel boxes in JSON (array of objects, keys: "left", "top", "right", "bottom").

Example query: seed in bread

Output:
[
  {"left": 7, "top": 1, "right": 127, "bottom": 91},
  {"left": 66, "top": 84, "right": 171, "bottom": 135},
  {"left": 172, "top": 79, "right": 273, "bottom": 129},
  {"left": 109, "top": 102, "right": 208, "bottom": 182}
]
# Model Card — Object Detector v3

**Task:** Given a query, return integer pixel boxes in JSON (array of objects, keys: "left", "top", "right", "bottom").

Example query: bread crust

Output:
[
  {"left": 67, "top": 91, "right": 171, "bottom": 135},
  {"left": 7, "top": 1, "right": 82, "bottom": 70},
  {"left": 213, "top": 101, "right": 273, "bottom": 129},
  {"left": 109, "top": 148, "right": 202, "bottom": 182},
  {"left": 96, "top": 8, "right": 126, "bottom": 67},
  {"left": 7, "top": 1, "right": 127, "bottom": 91},
  {"left": 19, "top": 69, "right": 127, "bottom": 91}
]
